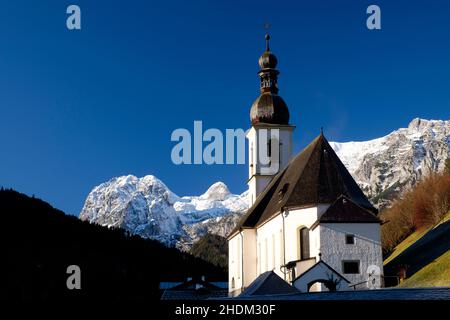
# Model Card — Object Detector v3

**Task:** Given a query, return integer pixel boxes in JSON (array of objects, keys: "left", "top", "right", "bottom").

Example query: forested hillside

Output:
[{"left": 1, "top": 189, "right": 225, "bottom": 300}]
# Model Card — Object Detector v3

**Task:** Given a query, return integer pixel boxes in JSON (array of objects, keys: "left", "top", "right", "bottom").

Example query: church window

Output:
[
  {"left": 280, "top": 230, "right": 284, "bottom": 266},
  {"left": 278, "top": 183, "right": 289, "bottom": 202},
  {"left": 279, "top": 142, "right": 283, "bottom": 165},
  {"left": 299, "top": 227, "right": 310, "bottom": 260},
  {"left": 343, "top": 261, "right": 360, "bottom": 274},
  {"left": 237, "top": 237, "right": 241, "bottom": 278},
  {"left": 231, "top": 240, "right": 234, "bottom": 264},
  {"left": 258, "top": 242, "right": 262, "bottom": 274},
  {"left": 264, "top": 238, "right": 268, "bottom": 271},
  {"left": 250, "top": 143, "right": 254, "bottom": 172},
  {"left": 346, "top": 234, "right": 355, "bottom": 245},
  {"left": 272, "top": 234, "right": 276, "bottom": 270}
]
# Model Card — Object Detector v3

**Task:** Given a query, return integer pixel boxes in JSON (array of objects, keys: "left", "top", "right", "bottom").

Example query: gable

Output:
[
  {"left": 311, "top": 195, "right": 381, "bottom": 230},
  {"left": 240, "top": 271, "right": 299, "bottom": 296},
  {"left": 293, "top": 260, "right": 350, "bottom": 292}
]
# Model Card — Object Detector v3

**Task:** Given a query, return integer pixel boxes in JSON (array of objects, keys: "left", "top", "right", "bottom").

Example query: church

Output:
[{"left": 227, "top": 35, "right": 384, "bottom": 296}]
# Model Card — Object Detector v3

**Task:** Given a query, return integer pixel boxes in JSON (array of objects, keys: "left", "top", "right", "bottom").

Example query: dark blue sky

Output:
[{"left": 1, "top": 0, "right": 449, "bottom": 215}]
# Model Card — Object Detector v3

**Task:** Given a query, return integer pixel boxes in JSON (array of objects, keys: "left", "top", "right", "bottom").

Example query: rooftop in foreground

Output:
[{"left": 218, "top": 287, "right": 450, "bottom": 301}]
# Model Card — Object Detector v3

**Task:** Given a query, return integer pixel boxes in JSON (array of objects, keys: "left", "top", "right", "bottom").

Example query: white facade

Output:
[
  {"left": 246, "top": 124, "right": 294, "bottom": 206},
  {"left": 228, "top": 229, "right": 257, "bottom": 293},
  {"left": 228, "top": 206, "right": 383, "bottom": 294},
  {"left": 318, "top": 223, "right": 384, "bottom": 287}
]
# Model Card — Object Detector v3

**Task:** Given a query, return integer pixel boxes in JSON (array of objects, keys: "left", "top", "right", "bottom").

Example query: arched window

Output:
[
  {"left": 264, "top": 238, "right": 268, "bottom": 271},
  {"left": 231, "top": 277, "right": 235, "bottom": 289},
  {"left": 299, "top": 227, "right": 310, "bottom": 260},
  {"left": 258, "top": 242, "right": 262, "bottom": 274},
  {"left": 272, "top": 234, "right": 276, "bottom": 270},
  {"left": 237, "top": 237, "right": 241, "bottom": 279},
  {"left": 250, "top": 142, "right": 254, "bottom": 174},
  {"left": 279, "top": 142, "right": 283, "bottom": 166},
  {"left": 279, "top": 229, "right": 284, "bottom": 266}
]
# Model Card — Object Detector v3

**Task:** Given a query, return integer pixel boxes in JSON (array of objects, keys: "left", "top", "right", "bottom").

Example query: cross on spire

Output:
[{"left": 264, "top": 23, "right": 271, "bottom": 51}]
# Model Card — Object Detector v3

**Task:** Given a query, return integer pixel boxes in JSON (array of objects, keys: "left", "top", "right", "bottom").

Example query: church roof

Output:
[
  {"left": 250, "top": 92, "right": 290, "bottom": 125},
  {"left": 311, "top": 195, "right": 381, "bottom": 229},
  {"left": 292, "top": 260, "right": 351, "bottom": 284},
  {"left": 160, "top": 278, "right": 228, "bottom": 300},
  {"left": 228, "top": 133, "right": 377, "bottom": 239},
  {"left": 239, "top": 271, "right": 299, "bottom": 297}
]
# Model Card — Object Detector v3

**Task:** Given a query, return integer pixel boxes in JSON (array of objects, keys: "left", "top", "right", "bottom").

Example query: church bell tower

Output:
[{"left": 247, "top": 34, "right": 295, "bottom": 206}]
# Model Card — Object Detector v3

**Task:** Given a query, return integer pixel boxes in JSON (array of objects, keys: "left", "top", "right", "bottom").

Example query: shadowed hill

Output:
[
  {"left": 0, "top": 189, "right": 226, "bottom": 300},
  {"left": 384, "top": 213, "right": 450, "bottom": 286}
]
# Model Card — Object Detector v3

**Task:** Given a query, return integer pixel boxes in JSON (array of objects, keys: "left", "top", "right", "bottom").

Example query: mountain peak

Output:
[
  {"left": 331, "top": 118, "right": 450, "bottom": 209},
  {"left": 408, "top": 118, "right": 450, "bottom": 131},
  {"left": 80, "top": 175, "right": 248, "bottom": 249},
  {"left": 200, "top": 182, "right": 231, "bottom": 201}
]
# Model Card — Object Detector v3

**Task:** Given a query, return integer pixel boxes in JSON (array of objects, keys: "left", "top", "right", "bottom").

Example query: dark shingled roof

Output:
[
  {"left": 240, "top": 271, "right": 299, "bottom": 297},
  {"left": 250, "top": 93, "right": 290, "bottom": 125},
  {"left": 229, "top": 133, "right": 377, "bottom": 238},
  {"left": 311, "top": 195, "right": 381, "bottom": 229},
  {"left": 222, "top": 287, "right": 450, "bottom": 301},
  {"left": 161, "top": 278, "right": 228, "bottom": 300}
]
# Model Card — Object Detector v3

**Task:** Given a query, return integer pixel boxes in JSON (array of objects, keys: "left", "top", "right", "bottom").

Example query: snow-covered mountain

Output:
[
  {"left": 329, "top": 118, "right": 450, "bottom": 208},
  {"left": 80, "top": 118, "right": 450, "bottom": 249},
  {"left": 79, "top": 175, "right": 248, "bottom": 250}
]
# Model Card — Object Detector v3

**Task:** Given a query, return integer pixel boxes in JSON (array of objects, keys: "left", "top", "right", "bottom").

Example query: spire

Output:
[
  {"left": 250, "top": 34, "right": 290, "bottom": 125},
  {"left": 257, "top": 34, "right": 279, "bottom": 94}
]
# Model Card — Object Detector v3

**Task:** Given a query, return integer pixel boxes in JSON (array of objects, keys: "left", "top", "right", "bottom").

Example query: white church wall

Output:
[
  {"left": 247, "top": 176, "right": 272, "bottom": 206},
  {"left": 246, "top": 125, "right": 294, "bottom": 206},
  {"left": 255, "top": 214, "right": 284, "bottom": 279},
  {"left": 284, "top": 207, "right": 322, "bottom": 263},
  {"left": 248, "top": 125, "right": 293, "bottom": 175},
  {"left": 254, "top": 206, "right": 329, "bottom": 282},
  {"left": 228, "top": 229, "right": 258, "bottom": 294},
  {"left": 319, "top": 223, "right": 383, "bottom": 288},
  {"left": 246, "top": 128, "right": 257, "bottom": 179},
  {"left": 228, "top": 235, "right": 241, "bottom": 293},
  {"left": 277, "top": 127, "right": 294, "bottom": 171},
  {"left": 242, "top": 228, "right": 258, "bottom": 288}
]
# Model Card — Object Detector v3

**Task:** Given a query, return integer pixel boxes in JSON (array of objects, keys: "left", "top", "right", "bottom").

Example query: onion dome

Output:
[
  {"left": 250, "top": 93, "right": 289, "bottom": 125},
  {"left": 258, "top": 35, "right": 278, "bottom": 69}
]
